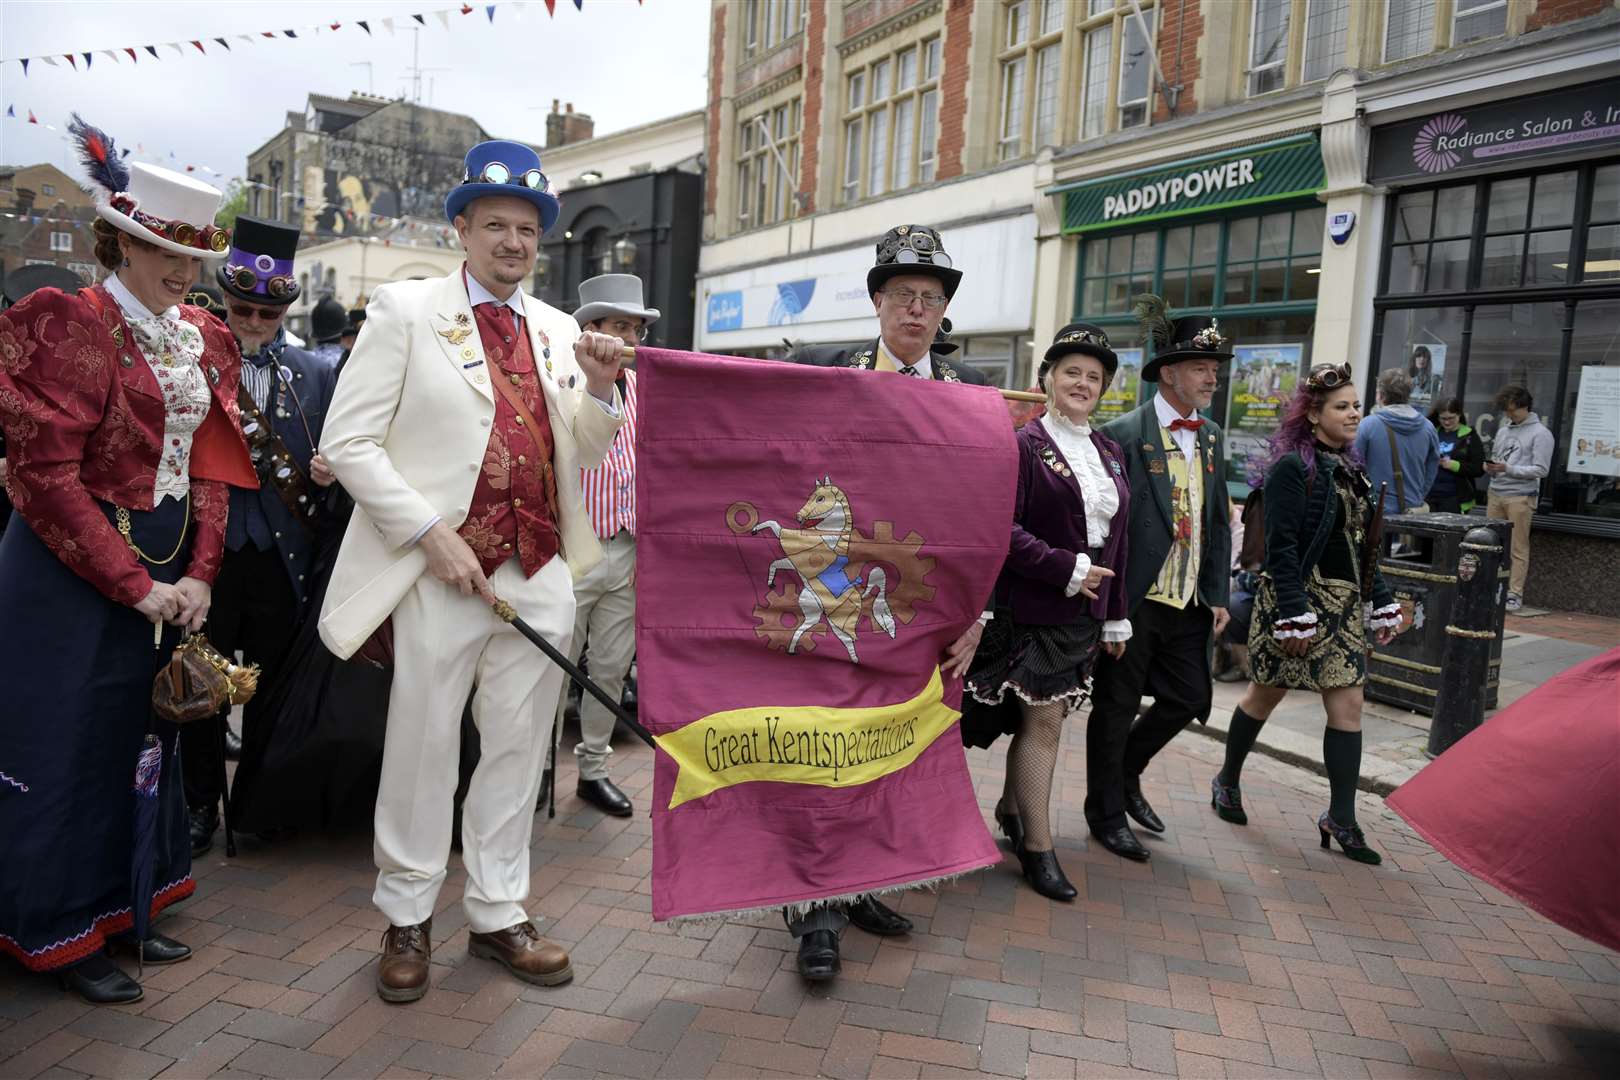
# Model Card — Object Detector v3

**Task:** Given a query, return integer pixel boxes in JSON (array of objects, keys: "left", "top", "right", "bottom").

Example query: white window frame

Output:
[
  {"left": 1076, "top": 2, "right": 1158, "bottom": 141},
  {"left": 1116, "top": 6, "right": 1156, "bottom": 131},
  {"left": 49, "top": 231, "right": 72, "bottom": 252},
  {"left": 841, "top": 37, "right": 942, "bottom": 204},
  {"left": 997, "top": 0, "right": 1068, "bottom": 161},
  {"left": 1382, "top": 0, "right": 1437, "bottom": 64},
  {"left": 1246, "top": 0, "right": 1290, "bottom": 97},
  {"left": 1453, "top": 0, "right": 1508, "bottom": 45},
  {"left": 735, "top": 98, "right": 801, "bottom": 231},
  {"left": 1301, "top": 0, "right": 1350, "bottom": 84}
]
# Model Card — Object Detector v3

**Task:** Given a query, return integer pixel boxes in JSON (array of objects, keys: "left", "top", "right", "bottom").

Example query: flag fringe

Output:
[{"left": 660, "top": 866, "right": 991, "bottom": 928}]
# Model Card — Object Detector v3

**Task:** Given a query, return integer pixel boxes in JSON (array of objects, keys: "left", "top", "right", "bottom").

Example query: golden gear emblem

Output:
[{"left": 728, "top": 480, "right": 936, "bottom": 663}]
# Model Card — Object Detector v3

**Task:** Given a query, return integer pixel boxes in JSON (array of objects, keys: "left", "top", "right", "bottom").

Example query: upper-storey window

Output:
[
  {"left": 842, "top": 38, "right": 942, "bottom": 203},
  {"left": 1245, "top": 0, "right": 1351, "bottom": 98},
  {"left": 735, "top": 98, "right": 802, "bottom": 231}
]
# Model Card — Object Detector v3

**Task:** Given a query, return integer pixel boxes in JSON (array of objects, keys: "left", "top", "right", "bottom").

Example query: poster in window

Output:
[
  {"left": 1567, "top": 366, "right": 1620, "bottom": 478},
  {"left": 1409, "top": 343, "right": 1446, "bottom": 408},
  {"left": 1224, "top": 344, "right": 1305, "bottom": 487},
  {"left": 1092, "top": 347, "right": 1142, "bottom": 424}
]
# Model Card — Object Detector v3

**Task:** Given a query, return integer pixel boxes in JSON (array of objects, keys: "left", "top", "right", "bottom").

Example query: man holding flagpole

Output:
[{"left": 319, "top": 139, "right": 626, "bottom": 1005}]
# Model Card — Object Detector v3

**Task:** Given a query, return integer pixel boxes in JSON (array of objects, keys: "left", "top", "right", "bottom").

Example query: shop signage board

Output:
[
  {"left": 1567, "top": 367, "right": 1620, "bottom": 478},
  {"left": 1056, "top": 136, "right": 1325, "bottom": 234},
  {"left": 1224, "top": 343, "right": 1306, "bottom": 488},
  {"left": 1370, "top": 78, "right": 1620, "bottom": 184}
]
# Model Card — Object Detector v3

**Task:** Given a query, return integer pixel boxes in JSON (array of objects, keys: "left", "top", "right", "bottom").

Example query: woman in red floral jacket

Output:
[{"left": 0, "top": 122, "right": 254, "bottom": 1005}]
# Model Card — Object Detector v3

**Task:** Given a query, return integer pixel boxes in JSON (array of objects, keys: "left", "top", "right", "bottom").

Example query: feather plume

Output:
[
  {"left": 1131, "top": 293, "right": 1174, "bottom": 350},
  {"left": 68, "top": 113, "right": 129, "bottom": 195}
]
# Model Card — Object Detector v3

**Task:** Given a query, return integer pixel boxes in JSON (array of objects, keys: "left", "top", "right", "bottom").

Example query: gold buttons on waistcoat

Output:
[{"left": 515, "top": 416, "right": 525, "bottom": 426}]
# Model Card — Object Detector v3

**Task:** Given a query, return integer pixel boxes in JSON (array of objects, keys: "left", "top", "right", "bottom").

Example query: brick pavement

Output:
[{"left": 3, "top": 714, "right": 1617, "bottom": 1079}]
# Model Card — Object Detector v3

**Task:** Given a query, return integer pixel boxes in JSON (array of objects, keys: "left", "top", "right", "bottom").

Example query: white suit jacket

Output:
[{"left": 318, "top": 269, "right": 623, "bottom": 659}]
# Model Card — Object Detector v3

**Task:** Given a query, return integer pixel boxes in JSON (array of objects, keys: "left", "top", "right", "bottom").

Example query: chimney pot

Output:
[{"left": 565, "top": 102, "right": 573, "bottom": 114}]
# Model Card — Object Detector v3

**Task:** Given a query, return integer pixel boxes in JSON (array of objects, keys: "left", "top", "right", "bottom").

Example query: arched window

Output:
[{"left": 584, "top": 228, "right": 613, "bottom": 277}]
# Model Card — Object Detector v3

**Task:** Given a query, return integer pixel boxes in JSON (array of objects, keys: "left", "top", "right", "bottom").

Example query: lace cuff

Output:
[
  {"left": 1273, "top": 612, "right": 1318, "bottom": 641},
  {"left": 1063, "top": 552, "right": 1092, "bottom": 598},
  {"left": 1365, "top": 602, "right": 1403, "bottom": 631},
  {"left": 1101, "top": 619, "right": 1132, "bottom": 643}
]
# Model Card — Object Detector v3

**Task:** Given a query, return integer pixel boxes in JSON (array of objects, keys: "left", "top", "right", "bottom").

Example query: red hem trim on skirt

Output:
[{"left": 0, "top": 875, "right": 195, "bottom": 972}]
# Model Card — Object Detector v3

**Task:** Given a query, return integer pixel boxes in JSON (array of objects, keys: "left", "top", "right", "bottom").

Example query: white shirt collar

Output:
[
  {"left": 1043, "top": 408, "right": 1093, "bottom": 438},
  {"left": 464, "top": 266, "right": 525, "bottom": 315},
  {"left": 1153, "top": 390, "right": 1196, "bottom": 429},
  {"left": 878, "top": 337, "right": 932, "bottom": 379},
  {"left": 105, "top": 272, "right": 176, "bottom": 323}
]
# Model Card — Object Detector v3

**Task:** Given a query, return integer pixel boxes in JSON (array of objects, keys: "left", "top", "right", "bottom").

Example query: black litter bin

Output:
[{"left": 1366, "top": 512, "right": 1510, "bottom": 718}]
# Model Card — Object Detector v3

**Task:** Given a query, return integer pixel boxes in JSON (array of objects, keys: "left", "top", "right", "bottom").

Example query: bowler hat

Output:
[
  {"left": 867, "top": 224, "right": 962, "bottom": 301},
  {"left": 444, "top": 139, "right": 560, "bottom": 233},
  {"left": 1041, "top": 322, "right": 1119, "bottom": 382},
  {"left": 574, "top": 273, "right": 660, "bottom": 328},
  {"left": 2, "top": 263, "right": 84, "bottom": 307},
  {"left": 311, "top": 298, "right": 347, "bottom": 343},
  {"left": 218, "top": 216, "right": 302, "bottom": 305}
]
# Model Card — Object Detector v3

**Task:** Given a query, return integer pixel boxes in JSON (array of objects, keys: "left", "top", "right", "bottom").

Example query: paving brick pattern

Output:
[{"left": 3, "top": 717, "right": 1616, "bottom": 1078}]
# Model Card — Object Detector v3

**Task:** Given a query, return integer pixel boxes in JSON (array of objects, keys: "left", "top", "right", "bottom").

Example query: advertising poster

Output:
[
  {"left": 1225, "top": 344, "right": 1305, "bottom": 487},
  {"left": 1092, "top": 348, "right": 1142, "bottom": 424},
  {"left": 1567, "top": 366, "right": 1620, "bottom": 478},
  {"left": 1409, "top": 343, "right": 1446, "bottom": 409}
]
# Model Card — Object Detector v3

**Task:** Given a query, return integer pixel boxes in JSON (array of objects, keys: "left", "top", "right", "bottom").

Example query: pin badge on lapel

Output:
[
  {"left": 120, "top": 354, "right": 134, "bottom": 368},
  {"left": 441, "top": 325, "right": 473, "bottom": 346},
  {"left": 208, "top": 366, "right": 220, "bottom": 385},
  {"left": 1148, "top": 458, "right": 1167, "bottom": 475},
  {"left": 111, "top": 326, "right": 125, "bottom": 347}
]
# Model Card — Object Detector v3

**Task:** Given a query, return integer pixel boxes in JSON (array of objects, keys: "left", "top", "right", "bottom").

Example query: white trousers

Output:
[
  {"left": 562, "top": 531, "right": 636, "bottom": 781},
  {"left": 373, "top": 555, "right": 574, "bottom": 933}
]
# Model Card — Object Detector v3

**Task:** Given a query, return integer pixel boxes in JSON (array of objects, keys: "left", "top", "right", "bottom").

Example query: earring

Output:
[{"left": 122, "top": 258, "right": 130, "bottom": 268}]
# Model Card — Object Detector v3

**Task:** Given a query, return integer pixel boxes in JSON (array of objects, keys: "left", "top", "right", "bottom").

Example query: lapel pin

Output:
[
  {"left": 441, "top": 326, "right": 473, "bottom": 346},
  {"left": 119, "top": 354, "right": 134, "bottom": 368},
  {"left": 461, "top": 347, "right": 476, "bottom": 360}
]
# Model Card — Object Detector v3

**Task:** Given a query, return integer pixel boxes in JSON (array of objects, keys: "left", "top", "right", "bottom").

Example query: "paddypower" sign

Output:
[{"left": 1056, "top": 136, "right": 1326, "bottom": 234}]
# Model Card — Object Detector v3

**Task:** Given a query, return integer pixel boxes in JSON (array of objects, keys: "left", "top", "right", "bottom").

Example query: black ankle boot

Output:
[
  {"left": 58, "top": 953, "right": 142, "bottom": 1005},
  {"left": 1017, "top": 848, "right": 1077, "bottom": 901}
]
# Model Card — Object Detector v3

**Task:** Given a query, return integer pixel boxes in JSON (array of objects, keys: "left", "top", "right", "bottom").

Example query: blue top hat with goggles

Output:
[{"left": 444, "top": 139, "right": 560, "bottom": 233}]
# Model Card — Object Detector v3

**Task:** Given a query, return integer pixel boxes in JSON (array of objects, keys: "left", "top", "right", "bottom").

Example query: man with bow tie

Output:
[
  {"left": 318, "top": 139, "right": 625, "bottom": 1004},
  {"left": 1084, "top": 295, "right": 1232, "bottom": 864}
]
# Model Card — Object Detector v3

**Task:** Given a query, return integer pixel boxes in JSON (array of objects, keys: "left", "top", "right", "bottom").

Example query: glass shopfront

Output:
[
  {"left": 1056, "top": 136, "right": 1328, "bottom": 497},
  {"left": 1370, "top": 158, "right": 1620, "bottom": 534}
]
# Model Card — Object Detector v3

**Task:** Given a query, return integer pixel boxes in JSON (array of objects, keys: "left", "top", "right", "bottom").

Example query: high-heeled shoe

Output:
[
  {"left": 1017, "top": 848, "right": 1077, "bottom": 901},
  {"left": 1318, "top": 812, "right": 1381, "bottom": 865},
  {"left": 1210, "top": 777, "right": 1248, "bottom": 825},
  {"left": 994, "top": 805, "right": 1024, "bottom": 854}
]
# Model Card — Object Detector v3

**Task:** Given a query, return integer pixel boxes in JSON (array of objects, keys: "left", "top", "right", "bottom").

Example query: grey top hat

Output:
[{"left": 574, "top": 273, "right": 659, "bottom": 328}]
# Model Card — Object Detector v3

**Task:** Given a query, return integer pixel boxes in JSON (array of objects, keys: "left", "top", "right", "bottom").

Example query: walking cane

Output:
[{"left": 489, "top": 597, "right": 656, "bottom": 750}]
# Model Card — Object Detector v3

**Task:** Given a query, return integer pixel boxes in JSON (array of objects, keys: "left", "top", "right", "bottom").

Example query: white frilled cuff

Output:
[
  {"left": 1101, "top": 619, "right": 1132, "bottom": 643},
  {"left": 1272, "top": 612, "right": 1319, "bottom": 641},
  {"left": 1365, "top": 602, "right": 1403, "bottom": 631},
  {"left": 1063, "top": 553, "right": 1092, "bottom": 598}
]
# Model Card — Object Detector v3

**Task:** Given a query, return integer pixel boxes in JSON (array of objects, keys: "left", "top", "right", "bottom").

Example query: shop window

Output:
[
  {"left": 1223, "top": 207, "right": 1324, "bottom": 305},
  {"left": 1375, "top": 307, "right": 1467, "bottom": 415},
  {"left": 1582, "top": 165, "right": 1620, "bottom": 283},
  {"left": 1555, "top": 299, "right": 1620, "bottom": 519},
  {"left": 1385, "top": 183, "right": 1476, "bottom": 294},
  {"left": 843, "top": 39, "right": 942, "bottom": 203},
  {"left": 964, "top": 334, "right": 1031, "bottom": 389},
  {"left": 1480, "top": 171, "right": 1576, "bottom": 289}
]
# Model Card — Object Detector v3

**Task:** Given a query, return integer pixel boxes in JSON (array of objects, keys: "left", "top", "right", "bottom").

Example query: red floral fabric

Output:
[
  {"left": 457, "top": 303, "right": 558, "bottom": 579},
  {"left": 0, "top": 286, "right": 249, "bottom": 604}
]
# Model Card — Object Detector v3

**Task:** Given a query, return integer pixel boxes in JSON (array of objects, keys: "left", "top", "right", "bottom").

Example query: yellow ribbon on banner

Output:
[{"left": 654, "top": 667, "right": 960, "bottom": 809}]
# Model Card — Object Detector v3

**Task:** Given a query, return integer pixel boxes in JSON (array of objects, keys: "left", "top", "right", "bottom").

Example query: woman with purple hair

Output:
[{"left": 1208, "top": 363, "right": 1405, "bottom": 863}]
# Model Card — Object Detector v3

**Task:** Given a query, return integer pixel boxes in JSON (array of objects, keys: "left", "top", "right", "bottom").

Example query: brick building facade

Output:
[
  {"left": 699, "top": 0, "right": 1620, "bottom": 611},
  {"left": 0, "top": 163, "right": 103, "bottom": 288}
]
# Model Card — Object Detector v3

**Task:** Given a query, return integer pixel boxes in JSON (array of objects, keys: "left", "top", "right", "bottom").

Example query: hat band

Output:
[
  {"left": 109, "top": 194, "right": 229, "bottom": 254},
  {"left": 225, "top": 249, "right": 297, "bottom": 299},
  {"left": 1055, "top": 329, "right": 1111, "bottom": 350}
]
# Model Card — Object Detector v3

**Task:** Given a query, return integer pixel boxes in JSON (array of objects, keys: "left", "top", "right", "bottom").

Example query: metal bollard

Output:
[{"left": 1426, "top": 526, "right": 1506, "bottom": 757}]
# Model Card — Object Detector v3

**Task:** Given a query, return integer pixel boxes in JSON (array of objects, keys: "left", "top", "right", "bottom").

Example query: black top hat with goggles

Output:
[
  {"left": 867, "top": 224, "right": 962, "bottom": 301},
  {"left": 218, "top": 216, "right": 302, "bottom": 306}
]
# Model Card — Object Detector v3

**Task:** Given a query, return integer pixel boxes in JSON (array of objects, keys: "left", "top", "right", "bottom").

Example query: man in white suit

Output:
[{"left": 319, "top": 139, "right": 625, "bottom": 1004}]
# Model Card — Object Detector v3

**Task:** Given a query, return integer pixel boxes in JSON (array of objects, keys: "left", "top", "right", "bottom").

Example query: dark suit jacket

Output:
[
  {"left": 1100, "top": 402, "right": 1232, "bottom": 614},
  {"left": 793, "top": 339, "right": 989, "bottom": 385},
  {"left": 999, "top": 420, "right": 1131, "bottom": 626},
  {"left": 227, "top": 340, "right": 338, "bottom": 606}
]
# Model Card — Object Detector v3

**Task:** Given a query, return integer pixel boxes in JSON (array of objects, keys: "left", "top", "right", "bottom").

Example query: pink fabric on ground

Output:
[
  {"left": 1387, "top": 646, "right": 1620, "bottom": 953},
  {"left": 634, "top": 348, "right": 1013, "bottom": 921}
]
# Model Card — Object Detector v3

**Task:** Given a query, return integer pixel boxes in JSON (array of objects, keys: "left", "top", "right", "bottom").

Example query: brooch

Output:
[
  {"left": 1039, "top": 446, "right": 1072, "bottom": 478},
  {"left": 208, "top": 365, "right": 220, "bottom": 385},
  {"left": 1110, "top": 459, "right": 1123, "bottom": 475},
  {"left": 111, "top": 326, "right": 125, "bottom": 348},
  {"left": 455, "top": 312, "right": 471, "bottom": 327},
  {"left": 851, "top": 351, "right": 874, "bottom": 370},
  {"left": 1148, "top": 458, "right": 1167, "bottom": 475},
  {"left": 439, "top": 325, "right": 473, "bottom": 346}
]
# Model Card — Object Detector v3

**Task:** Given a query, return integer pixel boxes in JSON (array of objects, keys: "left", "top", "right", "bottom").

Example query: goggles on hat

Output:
[
  {"left": 890, "top": 231, "right": 952, "bottom": 269},
  {"left": 226, "top": 265, "right": 295, "bottom": 299},
  {"left": 1307, "top": 362, "right": 1353, "bottom": 391},
  {"left": 1054, "top": 327, "right": 1111, "bottom": 350},
  {"left": 467, "top": 161, "right": 549, "bottom": 191}
]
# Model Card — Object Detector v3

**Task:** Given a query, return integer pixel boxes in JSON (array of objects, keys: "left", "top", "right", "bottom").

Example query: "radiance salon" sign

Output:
[{"left": 1371, "top": 77, "right": 1620, "bottom": 184}]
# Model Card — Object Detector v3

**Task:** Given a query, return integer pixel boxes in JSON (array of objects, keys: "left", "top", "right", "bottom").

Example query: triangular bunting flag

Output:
[
  {"left": 237, "top": 34, "right": 255, "bottom": 44},
  {"left": 41, "top": 56, "right": 58, "bottom": 67},
  {"left": 383, "top": 17, "right": 397, "bottom": 33},
  {"left": 191, "top": 40, "right": 205, "bottom": 54},
  {"left": 356, "top": 20, "right": 371, "bottom": 34},
  {"left": 486, "top": 5, "right": 497, "bottom": 21},
  {"left": 18, "top": 59, "right": 27, "bottom": 76},
  {"left": 101, "top": 49, "right": 120, "bottom": 63},
  {"left": 124, "top": 47, "right": 137, "bottom": 62},
  {"left": 63, "top": 54, "right": 76, "bottom": 69},
  {"left": 28, "top": 110, "right": 38, "bottom": 124},
  {"left": 167, "top": 42, "right": 184, "bottom": 56},
  {"left": 435, "top": 11, "right": 450, "bottom": 29},
  {"left": 412, "top": 14, "right": 425, "bottom": 25},
  {"left": 145, "top": 45, "right": 160, "bottom": 59},
  {"left": 284, "top": 30, "right": 297, "bottom": 38},
  {"left": 461, "top": 3, "right": 473, "bottom": 12},
  {"left": 330, "top": 22, "right": 341, "bottom": 30},
  {"left": 261, "top": 31, "right": 276, "bottom": 38},
  {"left": 543, "top": 0, "right": 556, "bottom": 16},
  {"left": 5, "top": 105, "right": 13, "bottom": 118},
  {"left": 574, "top": 0, "right": 583, "bottom": 10},
  {"left": 215, "top": 37, "right": 231, "bottom": 50},
  {"left": 83, "top": 52, "right": 93, "bottom": 68}
]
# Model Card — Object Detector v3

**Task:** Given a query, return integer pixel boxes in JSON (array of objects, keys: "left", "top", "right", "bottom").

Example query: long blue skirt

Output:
[{"left": 0, "top": 498, "right": 194, "bottom": 972}]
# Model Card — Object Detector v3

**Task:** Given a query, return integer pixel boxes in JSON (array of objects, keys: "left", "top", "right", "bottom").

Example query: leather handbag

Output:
[{"left": 152, "top": 634, "right": 259, "bottom": 724}]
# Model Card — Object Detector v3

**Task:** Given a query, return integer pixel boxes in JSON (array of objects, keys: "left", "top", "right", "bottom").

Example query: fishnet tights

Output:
[{"left": 1003, "top": 700, "right": 1066, "bottom": 852}]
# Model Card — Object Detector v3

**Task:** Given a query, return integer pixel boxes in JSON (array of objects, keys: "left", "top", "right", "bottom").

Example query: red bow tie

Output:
[{"left": 1169, "top": 417, "right": 1204, "bottom": 432}]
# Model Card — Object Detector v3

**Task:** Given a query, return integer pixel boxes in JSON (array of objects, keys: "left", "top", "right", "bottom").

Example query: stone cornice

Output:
[{"left": 837, "top": 0, "right": 942, "bottom": 59}]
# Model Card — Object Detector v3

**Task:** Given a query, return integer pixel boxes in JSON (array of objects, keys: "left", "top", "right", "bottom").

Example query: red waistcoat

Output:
[{"left": 457, "top": 302, "right": 560, "bottom": 578}]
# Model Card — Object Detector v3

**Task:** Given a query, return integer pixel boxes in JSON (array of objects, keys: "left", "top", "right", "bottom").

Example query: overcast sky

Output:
[{"left": 1, "top": 0, "right": 709, "bottom": 186}]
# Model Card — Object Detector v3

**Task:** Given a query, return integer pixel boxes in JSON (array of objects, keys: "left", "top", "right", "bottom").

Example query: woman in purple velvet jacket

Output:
[{"left": 963, "top": 323, "right": 1131, "bottom": 901}]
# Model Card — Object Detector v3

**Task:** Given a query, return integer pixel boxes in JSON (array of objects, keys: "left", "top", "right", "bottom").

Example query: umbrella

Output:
[{"left": 130, "top": 734, "right": 164, "bottom": 976}]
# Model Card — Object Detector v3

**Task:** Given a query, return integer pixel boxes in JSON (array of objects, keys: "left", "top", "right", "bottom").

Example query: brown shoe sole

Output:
[
  {"left": 376, "top": 973, "right": 429, "bottom": 1004},
  {"left": 467, "top": 940, "right": 574, "bottom": 986}
]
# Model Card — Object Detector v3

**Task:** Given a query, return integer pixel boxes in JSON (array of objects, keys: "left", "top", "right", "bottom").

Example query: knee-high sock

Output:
[
  {"left": 1322, "top": 727, "right": 1362, "bottom": 826},
  {"left": 1218, "top": 706, "right": 1266, "bottom": 787},
  {"left": 1009, "top": 701, "right": 1066, "bottom": 851}
]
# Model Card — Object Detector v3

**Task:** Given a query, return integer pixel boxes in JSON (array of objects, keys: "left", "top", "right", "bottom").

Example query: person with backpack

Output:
[{"left": 1355, "top": 369, "right": 1440, "bottom": 516}]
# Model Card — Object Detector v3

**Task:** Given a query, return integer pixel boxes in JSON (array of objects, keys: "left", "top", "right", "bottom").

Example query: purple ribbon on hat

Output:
[{"left": 226, "top": 248, "right": 295, "bottom": 295}]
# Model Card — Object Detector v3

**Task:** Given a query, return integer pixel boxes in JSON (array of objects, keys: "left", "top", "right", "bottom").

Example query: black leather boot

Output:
[{"left": 1017, "top": 848, "right": 1078, "bottom": 901}]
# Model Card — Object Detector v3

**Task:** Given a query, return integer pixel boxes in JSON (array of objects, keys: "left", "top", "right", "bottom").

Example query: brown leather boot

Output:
[
  {"left": 376, "top": 918, "right": 431, "bottom": 1003},
  {"left": 467, "top": 920, "right": 572, "bottom": 986}
]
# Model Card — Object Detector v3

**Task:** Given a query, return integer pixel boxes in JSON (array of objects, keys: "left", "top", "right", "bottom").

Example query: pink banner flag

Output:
[{"left": 635, "top": 348, "right": 1013, "bottom": 921}]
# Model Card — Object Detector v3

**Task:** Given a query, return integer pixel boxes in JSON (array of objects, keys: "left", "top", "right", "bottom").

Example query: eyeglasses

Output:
[
  {"left": 467, "top": 161, "right": 548, "bottom": 191},
  {"left": 1306, "top": 362, "right": 1353, "bottom": 390},
  {"left": 881, "top": 288, "right": 948, "bottom": 310},
  {"left": 229, "top": 302, "right": 285, "bottom": 321}
]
